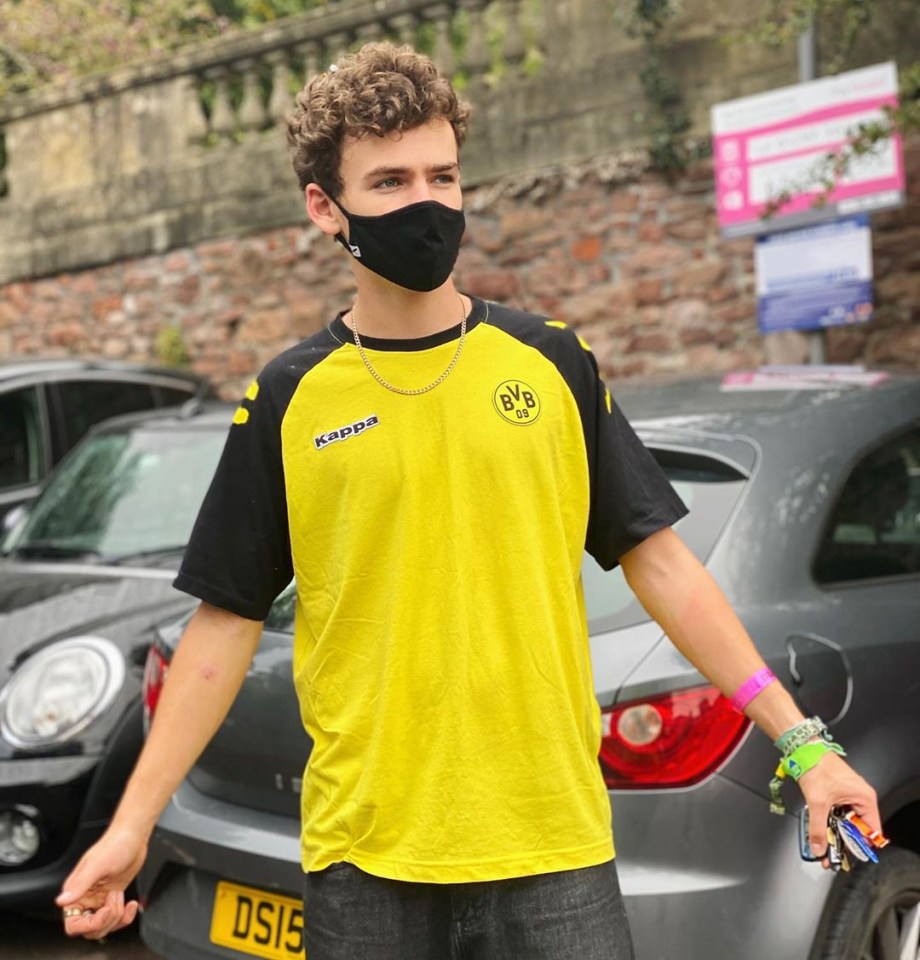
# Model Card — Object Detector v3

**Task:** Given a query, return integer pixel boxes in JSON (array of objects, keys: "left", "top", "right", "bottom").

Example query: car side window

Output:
[
  {"left": 156, "top": 384, "right": 198, "bottom": 407},
  {"left": 814, "top": 428, "right": 920, "bottom": 584},
  {"left": 54, "top": 380, "right": 157, "bottom": 450},
  {"left": 0, "top": 386, "right": 45, "bottom": 490}
]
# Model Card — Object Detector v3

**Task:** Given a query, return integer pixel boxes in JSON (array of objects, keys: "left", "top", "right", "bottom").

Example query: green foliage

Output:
[
  {"left": 155, "top": 324, "right": 192, "bottom": 369},
  {"left": 731, "top": 0, "right": 875, "bottom": 73},
  {"left": 626, "top": 0, "right": 681, "bottom": 37},
  {"left": 0, "top": 0, "right": 327, "bottom": 99},
  {"left": 0, "top": 0, "right": 219, "bottom": 98},
  {"left": 613, "top": 0, "right": 710, "bottom": 177},
  {"left": 209, "top": 0, "right": 326, "bottom": 29}
]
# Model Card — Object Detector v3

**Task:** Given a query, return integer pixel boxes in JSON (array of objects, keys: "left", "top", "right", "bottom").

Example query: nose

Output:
[{"left": 406, "top": 179, "right": 435, "bottom": 205}]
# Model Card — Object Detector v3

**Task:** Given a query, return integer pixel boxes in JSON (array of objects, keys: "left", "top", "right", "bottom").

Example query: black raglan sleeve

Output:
[
  {"left": 576, "top": 345, "right": 688, "bottom": 570},
  {"left": 174, "top": 365, "right": 295, "bottom": 621}
]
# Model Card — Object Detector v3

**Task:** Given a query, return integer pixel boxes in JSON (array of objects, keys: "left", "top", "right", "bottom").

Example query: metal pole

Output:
[
  {"left": 798, "top": 20, "right": 827, "bottom": 365},
  {"left": 797, "top": 21, "right": 817, "bottom": 84}
]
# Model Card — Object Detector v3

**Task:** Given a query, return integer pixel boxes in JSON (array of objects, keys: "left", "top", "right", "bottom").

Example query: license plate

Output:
[{"left": 210, "top": 880, "right": 304, "bottom": 959}]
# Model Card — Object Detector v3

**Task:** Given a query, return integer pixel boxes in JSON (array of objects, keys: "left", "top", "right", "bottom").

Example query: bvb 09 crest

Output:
[{"left": 493, "top": 380, "right": 542, "bottom": 425}]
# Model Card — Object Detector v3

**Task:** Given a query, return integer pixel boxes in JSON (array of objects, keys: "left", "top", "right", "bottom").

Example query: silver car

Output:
[{"left": 137, "top": 370, "right": 920, "bottom": 960}]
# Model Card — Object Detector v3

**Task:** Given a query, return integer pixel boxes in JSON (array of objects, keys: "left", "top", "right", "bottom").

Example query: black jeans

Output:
[{"left": 302, "top": 859, "right": 635, "bottom": 960}]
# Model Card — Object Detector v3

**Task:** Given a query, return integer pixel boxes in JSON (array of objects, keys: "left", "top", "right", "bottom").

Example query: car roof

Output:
[
  {"left": 0, "top": 358, "right": 206, "bottom": 385},
  {"left": 614, "top": 369, "right": 920, "bottom": 445},
  {"left": 90, "top": 400, "right": 236, "bottom": 434}
]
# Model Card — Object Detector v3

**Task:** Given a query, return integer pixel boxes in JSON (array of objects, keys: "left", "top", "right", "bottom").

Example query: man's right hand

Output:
[
  {"left": 56, "top": 826, "right": 148, "bottom": 939},
  {"left": 53, "top": 602, "right": 264, "bottom": 941}
]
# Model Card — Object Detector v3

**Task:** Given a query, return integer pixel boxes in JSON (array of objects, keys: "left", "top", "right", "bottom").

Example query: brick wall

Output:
[{"left": 2, "top": 139, "right": 917, "bottom": 398}]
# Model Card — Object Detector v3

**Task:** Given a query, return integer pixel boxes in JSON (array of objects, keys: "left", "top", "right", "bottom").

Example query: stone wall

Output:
[
  {"left": 0, "top": 0, "right": 802, "bottom": 284},
  {"left": 1, "top": 0, "right": 917, "bottom": 386},
  {"left": 2, "top": 137, "right": 917, "bottom": 397}
]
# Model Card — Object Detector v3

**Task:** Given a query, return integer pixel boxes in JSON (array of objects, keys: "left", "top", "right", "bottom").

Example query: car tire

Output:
[{"left": 815, "top": 846, "right": 920, "bottom": 960}]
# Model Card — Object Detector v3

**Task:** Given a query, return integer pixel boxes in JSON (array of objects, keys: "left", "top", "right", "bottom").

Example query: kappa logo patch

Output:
[{"left": 314, "top": 414, "right": 379, "bottom": 450}]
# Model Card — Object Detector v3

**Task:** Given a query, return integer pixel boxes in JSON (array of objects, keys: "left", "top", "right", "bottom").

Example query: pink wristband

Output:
[{"left": 730, "top": 668, "right": 777, "bottom": 713}]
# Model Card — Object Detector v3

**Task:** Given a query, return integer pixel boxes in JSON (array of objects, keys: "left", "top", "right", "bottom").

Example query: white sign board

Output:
[{"left": 712, "top": 62, "right": 905, "bottom": 236}]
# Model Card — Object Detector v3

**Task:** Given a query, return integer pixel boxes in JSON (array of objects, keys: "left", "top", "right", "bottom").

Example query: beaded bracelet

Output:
[{"left": 775, "top": 717, "right": 831, "bottom": 757}]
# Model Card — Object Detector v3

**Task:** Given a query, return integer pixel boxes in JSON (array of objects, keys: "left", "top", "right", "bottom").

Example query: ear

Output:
[{"left": 305, "top": 184, "right": 345, "bottom": 237}]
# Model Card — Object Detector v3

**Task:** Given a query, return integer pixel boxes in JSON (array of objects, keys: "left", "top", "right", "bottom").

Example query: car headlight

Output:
[{"left": 0, "top": 637, "right": 125, "bottom": 749}]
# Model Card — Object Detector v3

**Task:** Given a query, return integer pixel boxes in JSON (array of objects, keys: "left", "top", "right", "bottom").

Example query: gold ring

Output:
[{"left": 63, "top": 907, "right": 84, "bottom": 918}]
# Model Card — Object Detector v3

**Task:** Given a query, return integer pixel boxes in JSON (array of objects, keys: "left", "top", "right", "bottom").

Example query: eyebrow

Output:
[{"left": 362, "top": 162, "right": 460, "bottom": 182}]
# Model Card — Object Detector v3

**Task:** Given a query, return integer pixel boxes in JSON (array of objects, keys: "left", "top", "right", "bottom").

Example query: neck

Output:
[{"left": 349, "top": 278, "right": 468, "bottom": 339}]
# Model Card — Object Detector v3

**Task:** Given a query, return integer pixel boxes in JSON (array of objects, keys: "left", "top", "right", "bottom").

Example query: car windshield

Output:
[
  {"left": 265, "top": 449, "right": 748, "bottom": 634},
  {"left": 5, "top": 425, "right": 226, "bottom": 561}
]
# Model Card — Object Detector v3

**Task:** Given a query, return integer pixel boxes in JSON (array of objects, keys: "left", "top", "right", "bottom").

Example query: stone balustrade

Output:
[
  {"left": 0, "top": 0, "right": 540, "bottom": 142},
  {"left": 177, "top": 0, "right": 539, "bottom": 147}
]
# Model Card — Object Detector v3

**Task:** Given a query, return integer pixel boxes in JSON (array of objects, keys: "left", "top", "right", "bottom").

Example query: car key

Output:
[
  {"left": 842, "top": 810, "right": 890, "bottom": 850},
  {"left": 798, "top": 809, "right": 827, "bottom": 861},
  {"left": 826, "top": 823, "right": 845, "bottom": 871},
  {"left": 837, "top": 818, "right": 879, "bottom": 864}
]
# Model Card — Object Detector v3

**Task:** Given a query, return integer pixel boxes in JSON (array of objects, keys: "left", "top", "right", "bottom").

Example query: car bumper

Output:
[
  {"left": 0, "top": 755, "right": 102, "bottom": 908},
  {"left": 613, "top": 777, "right": 833, "bottom": 960},
  {"left": 140, "top": 777, "right": 834, "bottom": 960},
  {"left": 140, "top": 782, "right": 301, "bottom": 960}
]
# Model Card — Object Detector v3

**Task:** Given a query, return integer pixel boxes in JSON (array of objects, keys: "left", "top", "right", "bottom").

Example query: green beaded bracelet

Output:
[{"left": 775, "top": 717, "right": 831, "bottom": 756}]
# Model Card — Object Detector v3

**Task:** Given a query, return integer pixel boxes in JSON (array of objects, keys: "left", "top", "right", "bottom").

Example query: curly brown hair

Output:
[{"left": 287, "top": 42, "right": 472, "bottom": 197}]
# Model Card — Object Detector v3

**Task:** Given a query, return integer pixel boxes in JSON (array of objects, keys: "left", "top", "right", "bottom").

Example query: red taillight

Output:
[
  {"left": 142, "top": 646, "right": 169, "bottom": 735},
  {"left": 599, "top": 685, "right": 750, "bottom": 789}
]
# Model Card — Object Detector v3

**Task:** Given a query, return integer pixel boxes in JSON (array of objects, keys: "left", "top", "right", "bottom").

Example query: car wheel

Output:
[{"left": 816, "top": 846, "right": 920, "bottom": 960}]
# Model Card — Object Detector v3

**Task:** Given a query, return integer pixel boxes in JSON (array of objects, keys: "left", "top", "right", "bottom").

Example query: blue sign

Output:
[{"left": 755, "top": 215, "right": 874, "bottom": 334}]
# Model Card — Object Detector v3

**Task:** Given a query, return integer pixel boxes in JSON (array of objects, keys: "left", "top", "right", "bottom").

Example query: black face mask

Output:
[{"left": 330, "top": 197, "right": 466, "bottom": 293}]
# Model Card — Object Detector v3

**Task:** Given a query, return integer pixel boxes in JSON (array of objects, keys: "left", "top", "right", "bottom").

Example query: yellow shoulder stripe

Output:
[
  {"left": 245, "top": 380, "right": 260, "bottom": 401},
  {"left": 233, "top": 407, "right": 250, "bottom": 425},
  {"left": 605, "top": 388, "right": 612, "bottom": 414},
  {"left": 545, "top": 319, "right": 591, "bottom": 352}
]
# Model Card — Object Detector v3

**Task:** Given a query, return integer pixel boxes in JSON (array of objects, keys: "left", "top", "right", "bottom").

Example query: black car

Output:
[
  {"left": 0, "top": 402, "right": 231, "bottom": 910},
  {"left": 0, "top": 359, "right": 209, "bottom": 527}
]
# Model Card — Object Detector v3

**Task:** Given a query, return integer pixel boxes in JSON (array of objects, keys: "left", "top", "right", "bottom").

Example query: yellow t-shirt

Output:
[{"left": 176, "top": 298, "right": 687, "bottom": 883}]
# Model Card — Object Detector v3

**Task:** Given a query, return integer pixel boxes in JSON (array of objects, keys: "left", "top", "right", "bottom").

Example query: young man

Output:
[{"left": 59, "top": 43, "right": 879, "bottom": 959}]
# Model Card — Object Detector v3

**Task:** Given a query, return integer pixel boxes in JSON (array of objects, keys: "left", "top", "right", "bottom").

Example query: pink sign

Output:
[{"left": 711, "top": 62, "right": 905, "bottom": 237}]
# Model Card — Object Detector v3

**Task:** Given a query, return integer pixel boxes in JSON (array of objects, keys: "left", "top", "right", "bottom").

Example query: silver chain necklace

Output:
[{"left": 350, "top": 296, "right": 469, "bottom": 396}]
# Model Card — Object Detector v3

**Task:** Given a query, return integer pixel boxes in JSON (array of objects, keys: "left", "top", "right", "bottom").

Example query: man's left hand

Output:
[{"left": 798, "top": 752, "right": 881, "bottom": 866}]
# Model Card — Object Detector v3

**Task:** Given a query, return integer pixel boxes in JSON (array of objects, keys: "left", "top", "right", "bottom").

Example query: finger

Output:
[
  {"left": 64, "top": 906, "right": 115, "bottom": 939},
  {"left": 57, "top": 859, "right": 102, "bottom": 908},
  {"left": 79, "top": 892, "right": 128, "bottom": 941},
  {"left": 116, "top": 900, "right": 140, "bottom": 930},
  {"left": 808, "top": 802, "right": 831, "bottom": 856},
  {"left": 848, "top": 796, "right": 883, "bottom": 833}
]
